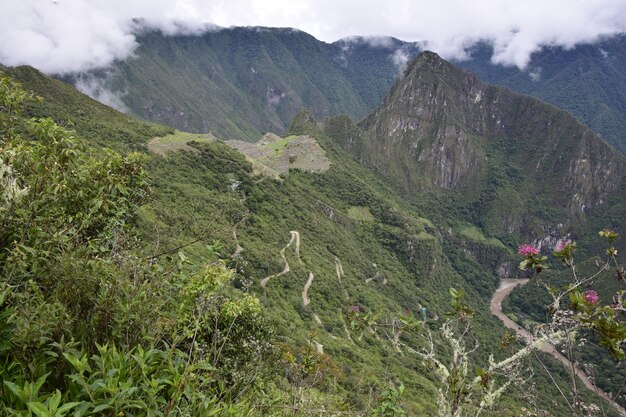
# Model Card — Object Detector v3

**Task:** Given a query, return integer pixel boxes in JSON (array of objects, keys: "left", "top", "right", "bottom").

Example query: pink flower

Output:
[
  {"left": 583, "top": 290, "right": 599, "bottom": 305},
  {"left": 555, "top": 240, "right": 572, "bottom": 252},
  {"left": 349, "top": 305, "right": 360, "bottom": 314},
  {"left": 518, "top": 244, "right": 539, "bottom": 257}
]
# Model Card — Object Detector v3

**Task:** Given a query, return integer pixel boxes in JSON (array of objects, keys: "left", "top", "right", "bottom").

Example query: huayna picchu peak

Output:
[{"left": 327, "top": 51, "right": 625, "bottom": 241}]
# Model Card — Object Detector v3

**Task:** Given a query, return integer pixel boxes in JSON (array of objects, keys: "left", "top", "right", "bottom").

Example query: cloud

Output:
[
  {"left": 0, "top": 0, "right": 217, "bottom": 74},
  {"left": 74, "top": 72, "right": 129, "bottom": 112},
  {"left": 391, "top": 47, "right": 413, "bottom": 74},
  {"left": 1, "top": 0, "right": 625, "bottom": 74},
  {"left": 337, "top": 36, "right": 397, "bottom": 49},
  {"left": 528, "top": 67, "right": 542, "bottom": 82}
]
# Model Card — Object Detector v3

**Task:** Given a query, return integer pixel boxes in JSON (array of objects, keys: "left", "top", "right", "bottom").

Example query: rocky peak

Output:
[{"left": 335, "top": 51, "right": 626, "bottom": 235}]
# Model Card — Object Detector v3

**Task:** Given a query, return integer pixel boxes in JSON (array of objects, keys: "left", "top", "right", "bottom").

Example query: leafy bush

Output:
[{"left": 0, "top": 74, "right": 278, "bottom": 416}]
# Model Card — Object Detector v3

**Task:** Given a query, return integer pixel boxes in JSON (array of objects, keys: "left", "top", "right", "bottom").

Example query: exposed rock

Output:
[{"left": 331, "top": 51, "right": 626, "bottom": 236}]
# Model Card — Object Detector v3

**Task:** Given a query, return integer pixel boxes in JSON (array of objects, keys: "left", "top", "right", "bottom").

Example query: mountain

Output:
[
  {"left": 9, "top": 64, "right": 625, "bottom": 415},
  {"left": 0, "top": 64, "right": 502, "bottom": 414},
  {"left": 455, "top": 36, "right": 626, "bottom": 155},
  {"left": 5, "top": 40, "right": 626, "bottom": 413},
  {"left": 328, "top": 51, "right": 626, "bottom": 248},
  {"left": 73, "top": 27, "right": 626, "bottom": 155},
  {"left": 68, "top": 27, "right": 423, "bottom": 140},
  {"left": 77, "top": 28, "right": 414, "bottom": 140}
]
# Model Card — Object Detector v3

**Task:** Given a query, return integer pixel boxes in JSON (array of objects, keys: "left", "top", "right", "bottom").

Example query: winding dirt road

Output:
[
  {"left": 302, "top": 272, "right": 314, "bottom": 306},
  {"left": 334, "top": 256, "right": 349, "bottom": 300},
  {"left": 231, "top": 220, "right": 245, "bottom": 257},
  {"left": 260, "top": 231, "right": 299, "bottom": 288},
  {"left": 491, "top": 279, "right": 626, "bottom": 416}
]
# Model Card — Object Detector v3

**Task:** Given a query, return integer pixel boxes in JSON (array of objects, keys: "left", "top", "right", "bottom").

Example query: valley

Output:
[{"left": 1, "top": 23, "right": 625, "bottom": 416}]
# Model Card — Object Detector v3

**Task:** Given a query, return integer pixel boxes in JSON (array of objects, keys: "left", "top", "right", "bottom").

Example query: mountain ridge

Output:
[
  {"left": 65, "top": 27, "right": 626, "bottom": 154},
  {"left": 328, "top": 51, "right": 626, "bottom": 243}
]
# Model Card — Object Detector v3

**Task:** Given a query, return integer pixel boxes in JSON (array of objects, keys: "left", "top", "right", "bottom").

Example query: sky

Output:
[{"left": 1, "top": 0, "right": 625, "bottom": 74}]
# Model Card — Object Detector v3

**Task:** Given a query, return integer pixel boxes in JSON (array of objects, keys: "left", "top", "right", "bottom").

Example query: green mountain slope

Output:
[
  {"left": 331, "top": 52, "right": 626, "bottom": 248},
  {"left": 4, "top": 64, "right": 623, "bottom": 415},
  {"left": 69, "top": 29, "right": 422, "bottom": 141},
  {"left": 91, "top": 28, "right": 376, "bottom": 139},
  {"left": 2, "top": 65, "right": 172, "bottom": 151}
]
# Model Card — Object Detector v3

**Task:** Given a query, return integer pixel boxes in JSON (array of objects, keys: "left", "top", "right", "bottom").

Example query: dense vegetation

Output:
[
  {"left": 0, "top": 71, "right": 277, "bottom": 416},
  {"left": 2, "top": 62, "right": 624, "bottom": 416}
]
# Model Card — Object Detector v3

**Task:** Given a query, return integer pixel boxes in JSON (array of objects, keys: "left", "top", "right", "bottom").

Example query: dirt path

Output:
[
  {"left": 302, "top": 272, "right": 314, "bottom": 306},
  {"left": 293, "top": 231, "right": 303, "bottom": 266},
  {"left": 492, "top": 279, "right": 626, "bottom": 416},
  {"left": 334, "top": 256, "right": 349, "bottom": 300},
  {"left": 231, "top": 219, "right": 245, "bottom": 257},
  {"left": 260, "top": 231, "right": 298, "bottom": 288},
  {"left": 365, "top": 263, "right": 388, "bottom": 285},
  {"left": 339, "top": 307, "right": 353, "bottom": 342},
  {"left": 313, "top": 341, "right": 324, "bottom": 354}
]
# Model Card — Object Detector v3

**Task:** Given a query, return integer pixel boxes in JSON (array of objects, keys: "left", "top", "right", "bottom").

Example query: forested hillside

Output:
[{"left": 2, "top": 53, "right": 624, "bottom": 415}]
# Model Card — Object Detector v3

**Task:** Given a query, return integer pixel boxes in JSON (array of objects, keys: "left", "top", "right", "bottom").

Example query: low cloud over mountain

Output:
[{"left": 1, "top": 0, "right": 625, "bottom": 74}]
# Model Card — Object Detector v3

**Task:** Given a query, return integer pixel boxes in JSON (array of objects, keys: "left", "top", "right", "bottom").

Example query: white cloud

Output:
[
  {"left": 0, "top": 0, "right": 217, "bottom": 74},
  {"left": 337, "top": 36, "right": 397, "bottom": 49},
  {"left": 0, "top": 0, "right": 624, "bottom": 74},
  {"left": 528, "top": 67, "right": 542, "bottom": 82},
  {"left": 392, "top": 47, "right": 413, "bottom": 74},
  {"left": 74, "top": 71, "right": 128, "bottom": 112}
]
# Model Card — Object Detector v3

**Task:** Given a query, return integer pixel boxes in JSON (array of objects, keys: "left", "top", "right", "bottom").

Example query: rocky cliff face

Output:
[{"left": 333, "top": 51, "right": 626, "bottom": 236}]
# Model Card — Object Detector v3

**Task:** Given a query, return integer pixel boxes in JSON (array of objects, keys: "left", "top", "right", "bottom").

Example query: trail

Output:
[
  {"left": 261, "top": 231, "right": 349, "bottom": 341},
  {"left": 492, "top": 279, "right": 626, "bottom": 416},
  {"left": 313, "top": 341, "right": 324, "bottom": 354},
  {"left": 260, "top": 231, "right": 298, "bottom": 288},
  {"left": 230, "top": 193, "right": 248, "bottom": 258},
  {"left": 339, "top": 307, "right": 353, "bottom": 342},
  {"left": 293, "top": 230, "right": 303, "bottom": 266},
  {"left": 302, "top": 272, "right": 314, "bottom": 306},
  {"left": 365, "top": 263, "right": 387, "bottom": 285},
  {"left": 334, "top": 256, "right": 349, "bottom": 300},
  {"left": 231, "top": 218, "right": 245, "bottom": 257}
]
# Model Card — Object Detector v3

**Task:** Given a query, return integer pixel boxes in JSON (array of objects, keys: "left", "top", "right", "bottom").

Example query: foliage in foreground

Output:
[
  {"left": 0, "top": 74, "right": 281, "bottom": 416},
  {"left": 1, "top": 70, "right": 423, "bottom": 417}
]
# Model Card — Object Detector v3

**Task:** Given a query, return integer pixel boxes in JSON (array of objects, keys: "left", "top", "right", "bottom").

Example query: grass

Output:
[
  {"left": 458, "top": 224, "right": 507, "bottom": 249},
  {"left": 147, "top": 130, "right": 218, "bottom": 155},
  {"left": 264, "top": 135, "right": 297, "bottom": 153},
  {"left": 415, "top": 231, "right": 436, "bottom": 240},
  {"left": 151, "top": 130, "right": 217, "bottom": 144},
  {"left": 347, "top": 206, "right": 375, "bottom": 221}
]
